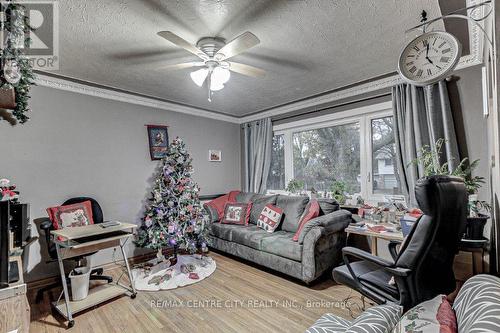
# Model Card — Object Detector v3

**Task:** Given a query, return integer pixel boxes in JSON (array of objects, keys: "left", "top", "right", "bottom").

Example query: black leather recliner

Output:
[
  {"left": 36, "top": 197, "right": 113, "bottom": 302},
  {"left": 333, "top": 175, "right": 468, "bottom": 310}
]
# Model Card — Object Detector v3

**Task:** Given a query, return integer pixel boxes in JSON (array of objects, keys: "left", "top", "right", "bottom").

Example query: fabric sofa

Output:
[
  {"left": 306, "top": 274, "right": 500, "bottom": 332},
  {"left": 204, "top": 192, "right": 352, "bottom": 283}
]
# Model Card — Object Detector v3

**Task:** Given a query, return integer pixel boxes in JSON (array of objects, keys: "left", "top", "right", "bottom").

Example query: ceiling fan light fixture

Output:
[
  {"left": 210, "top": 80, "right": 225, "bottom": 91},
  {"left": 190, "top": 68, "right": 209, "bottom": 87},
  {"left": 211, "top": 66, "right": 230, "bottom": 85}
]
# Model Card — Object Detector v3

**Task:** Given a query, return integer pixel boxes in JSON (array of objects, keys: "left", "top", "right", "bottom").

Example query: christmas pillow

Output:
[
  {"left": 257, "top": 204, "right": 283, "bottom": 233},
  {"left": 292, "top": 199, "right": 320, "bottom": 241},
  {"left": 205, "top": 190, "right": 241, "bottom": 221},
  {"left": 221, "top": 202, "right": 252, "bottom": 226},
  {"left": 46, "top": 200, "right": 94, "bottom": 230}
]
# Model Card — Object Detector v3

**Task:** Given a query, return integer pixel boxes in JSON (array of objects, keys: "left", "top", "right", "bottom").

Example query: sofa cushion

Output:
[
  {"left": 210, "top": 223, "right": 242, "bottom": 241},
  {"left": 236, "top": 192, "right": 256, "bottom": 203},
  {"left": 250, "top": 195, "right": 278, "bottom": 224},
  {"left": 260, "top": 232, "right": 303, "bottom": 261},
  {"left": 230, "top": 225, "right": 276, "bottom": 250},
  {"left": 317, "top": 198, "right": 340, "bottom": 215},
  {"left": 276, "top": 195, "right": 309, "bottom": 233}
]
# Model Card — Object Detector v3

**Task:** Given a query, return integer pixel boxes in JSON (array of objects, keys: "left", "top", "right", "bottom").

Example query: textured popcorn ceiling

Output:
[{"left": 55, "top": 0, "right": 443, "bottom": 117}]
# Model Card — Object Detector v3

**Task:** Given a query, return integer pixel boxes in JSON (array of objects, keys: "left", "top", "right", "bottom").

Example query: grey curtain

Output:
[
  {"left": 392, "top": 81, "right": 460, "bottom": 206},
  {"left": 243, "top": 118, "right": 273, "bottom": 193}
]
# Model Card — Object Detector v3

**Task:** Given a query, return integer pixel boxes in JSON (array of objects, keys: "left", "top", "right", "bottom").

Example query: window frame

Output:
[{"left": 272, "top": 101, "right": 396, "bottom": 203}]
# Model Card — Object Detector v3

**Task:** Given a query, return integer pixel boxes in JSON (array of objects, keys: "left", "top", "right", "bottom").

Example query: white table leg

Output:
[
  {"left": 120, "top": 238, "right": 137, "bottom": 297},
  {"left": 56, "top": 243, "right": 74, "bottom": 327}
]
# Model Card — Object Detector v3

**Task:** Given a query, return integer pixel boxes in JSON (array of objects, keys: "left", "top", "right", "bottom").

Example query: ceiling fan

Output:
[{"left": 157, "top": 31, "right": 266, "bottom": 102}]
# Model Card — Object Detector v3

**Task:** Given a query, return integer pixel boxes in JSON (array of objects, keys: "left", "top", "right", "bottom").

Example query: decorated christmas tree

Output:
[{"left": 135, "top": 137, "right": 209, "bottom": 256}]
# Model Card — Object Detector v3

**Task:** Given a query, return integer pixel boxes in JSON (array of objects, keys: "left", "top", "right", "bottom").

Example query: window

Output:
[
  {"left": 292, "top": 123, "right": 360, "bottom": 193},
  {"left": 371, "top": 117, "right": 401, "bottom": 195},
  {"left": 269, "top": 101, "right": 402, "bottom": 202},
  {"left": 267, "top": 134, "right": 285, "bottom": 190}
]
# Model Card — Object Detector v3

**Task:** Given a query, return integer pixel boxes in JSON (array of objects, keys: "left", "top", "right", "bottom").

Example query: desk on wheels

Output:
[{"left": 50, "top": 222, "right": 137, "bottom": 328}]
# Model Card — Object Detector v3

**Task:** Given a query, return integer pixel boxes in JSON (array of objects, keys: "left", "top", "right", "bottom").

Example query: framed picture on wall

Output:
[
  {"left": 208, "top": 150, "right": 222, "bottom": 162},
  {"left": 146, "top": 125, "right": 169, "bottom": 160}
]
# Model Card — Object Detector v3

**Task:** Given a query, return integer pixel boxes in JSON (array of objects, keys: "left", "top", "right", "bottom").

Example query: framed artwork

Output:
[
  {"left": 208, "top": 150, "right": 222, "bottom": 162},
  {"left": 146, "top": 125, "right": 169, "bottom": 160}
]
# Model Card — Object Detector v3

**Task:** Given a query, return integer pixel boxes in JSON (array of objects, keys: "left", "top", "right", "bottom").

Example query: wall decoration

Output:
[
  {"left": 146, "top": 125, "right": 169, "bottom": 160},
  {"left": 208, "top": 150, "right": 222, "bottom": 162},
  {"left": 0, "top": 1, "right": 35, "bottom": 123}
]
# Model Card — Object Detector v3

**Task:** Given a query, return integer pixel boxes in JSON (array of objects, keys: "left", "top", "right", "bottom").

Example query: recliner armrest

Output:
[
  {"left": 298, "top": 209, "right": 352, "bottom": 244},
  {"left": 342, "top": 246, "right": 410, "bottom": 277}
]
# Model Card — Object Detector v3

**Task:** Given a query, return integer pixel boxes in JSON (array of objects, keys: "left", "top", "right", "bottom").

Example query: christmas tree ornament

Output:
[{"left": 3, "top": 60, "right": 21, "bottom": 84}]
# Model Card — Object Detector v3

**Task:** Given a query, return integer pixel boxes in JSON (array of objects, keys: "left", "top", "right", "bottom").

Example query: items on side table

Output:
[{"left": 306, "top": 274, "right": 500, "bottom": 333}]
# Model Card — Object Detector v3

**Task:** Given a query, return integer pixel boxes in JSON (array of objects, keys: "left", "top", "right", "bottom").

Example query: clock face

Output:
[{"left": 398, "top": 31, "right": 462, "bottom": 86}]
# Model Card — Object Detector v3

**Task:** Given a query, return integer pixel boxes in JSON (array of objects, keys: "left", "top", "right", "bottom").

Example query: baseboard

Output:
[{"left": 27, "top": 251, "right": 157, "bottom": 291}]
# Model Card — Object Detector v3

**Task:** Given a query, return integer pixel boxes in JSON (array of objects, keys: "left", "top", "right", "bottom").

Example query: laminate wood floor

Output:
[{"left": 29, "top": 252, "right": 366, "bottom": 333}]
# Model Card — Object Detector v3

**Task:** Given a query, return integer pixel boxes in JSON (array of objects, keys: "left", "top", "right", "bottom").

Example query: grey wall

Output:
[
  {"left": 449, "top": 65, "right": 490, "bottom": 202},
  {"left": 0, "top": 86, "right": 241, "bottom": 281}
]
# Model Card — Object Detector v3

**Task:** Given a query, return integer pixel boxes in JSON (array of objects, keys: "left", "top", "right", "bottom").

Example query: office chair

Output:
[
  {"left": 36, "top": 197, "right": 113, "bottom": 303},
  {"left": 333, "top": 175, "right": 467, "bottom": 311}
]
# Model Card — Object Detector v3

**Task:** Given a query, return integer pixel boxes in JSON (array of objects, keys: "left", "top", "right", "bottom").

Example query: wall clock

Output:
[{"left": 398, "top": 31, "right": 462, "bottom": 86}]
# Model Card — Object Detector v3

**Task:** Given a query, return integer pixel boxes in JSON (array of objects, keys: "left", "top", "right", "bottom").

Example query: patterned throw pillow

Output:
[
  {"left": 452, "top": 274, "right": 500, "bottom": 333},
  {"left": 346, "top": 303, "right": 402, "bottom": 333},
  {"left": 292, "top": 199, "right": 320, "bottom": 241},
  {"left": 392, "top": 295, "right": 457, "bottom": 333},
  {"left": 221, "top": 202, "right": 252, "bottom": 226},
  {"left": 306, "top": 313, "right": 352, "bottom": 333},
  {"left": 257, "top": 204, "right": 283, "bottom": 232},
  {"left": 204, "top": 190, "right": 240, "bottom": 221},
  {"left": 46, "top": 200, "right": 94, "bottom": 230}
]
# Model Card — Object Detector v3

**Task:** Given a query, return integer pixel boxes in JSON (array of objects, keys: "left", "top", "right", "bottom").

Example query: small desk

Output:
[
  {"left": 51, "top": 222, "right": 137, "bottom": 328},
  {"left": 345, "top": 224, "right": 404, "bottom": 256}
]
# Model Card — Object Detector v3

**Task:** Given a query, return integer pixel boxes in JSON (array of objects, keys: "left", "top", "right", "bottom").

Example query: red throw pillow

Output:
[
  {"left": 46, "top": 201, "right": 95, "bottom": 230},
  {"left": 221, "top": 202, "right": 252, "bottom": 226},
  {"left": 257, "top": 204, "right": 283, "bottom": 233},
  {"left": 292, "top": 199, "right": 320, "bottom": 241},
  {"left": 205, "top": 190, "right": 241, "bottom": 220}
]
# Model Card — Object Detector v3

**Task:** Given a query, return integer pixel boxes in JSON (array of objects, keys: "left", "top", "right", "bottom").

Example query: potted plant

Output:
[
  {"left": 285, "top": 178, "right": 305, "bottom": 195},
  {"left": 330, "top": 179, "right": 348, "bottom": 205},
  {"left": 410, "top": 139, "right": 490, "bottom": 240}
]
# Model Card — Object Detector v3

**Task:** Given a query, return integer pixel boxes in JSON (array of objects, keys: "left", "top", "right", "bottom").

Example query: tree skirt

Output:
[{"left": 132, "top": 255, "right": 216, "bottom": 291}]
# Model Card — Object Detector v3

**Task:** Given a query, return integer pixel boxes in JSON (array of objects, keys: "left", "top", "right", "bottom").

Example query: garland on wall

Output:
[{"left": 0, "top": 1, "right": 35, "bottom": 123}]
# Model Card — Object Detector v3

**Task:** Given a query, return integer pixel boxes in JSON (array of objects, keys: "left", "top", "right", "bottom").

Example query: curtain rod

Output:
[{"left": 273, "top": 92, "right": 392, "bottom": 123}]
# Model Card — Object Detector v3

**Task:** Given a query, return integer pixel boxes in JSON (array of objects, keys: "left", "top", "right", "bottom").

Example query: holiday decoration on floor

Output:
[
  {"left": 0, "top": 1, "right": 35, "bottom": 123},
  {"left": 132, "top": 254, "right": 216, "bottom": 291},
  {"left": 135, "top": 137, "right": 209, "bottom": 260}
]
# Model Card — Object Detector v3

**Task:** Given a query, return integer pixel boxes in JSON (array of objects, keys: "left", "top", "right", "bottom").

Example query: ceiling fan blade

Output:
[
  {"left": 157, "top": 31, "right": 208, "bottom": 60},
  {"left": 215, "top": 31, "right": 260, "bottom": 61},
  {"left": 229, "top": 62, "right": 266, "bottom": 78},
  {"left": 160, "top": 62, "right": 205, "bottom": 71}
]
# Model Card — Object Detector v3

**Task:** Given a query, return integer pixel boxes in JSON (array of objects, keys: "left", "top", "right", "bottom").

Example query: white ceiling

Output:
[{"left": 55, "top": 0, "right": 445, "bottom": 117}]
